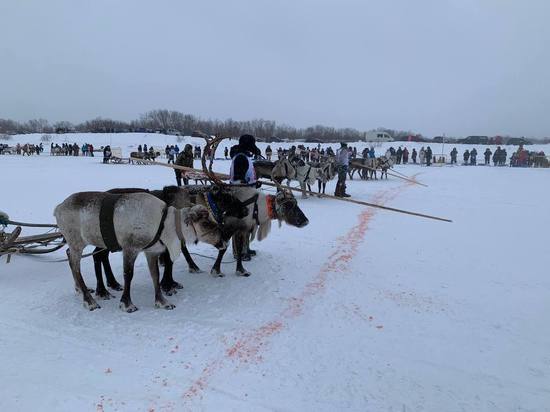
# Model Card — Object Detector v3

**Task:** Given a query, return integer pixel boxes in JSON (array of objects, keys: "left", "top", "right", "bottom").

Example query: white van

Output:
[{"left": 365, "top": 131, "right": 394, "bottom": 142}]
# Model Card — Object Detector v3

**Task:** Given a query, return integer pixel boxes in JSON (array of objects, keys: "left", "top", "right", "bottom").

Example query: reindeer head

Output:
[
  {"left": 184, "top": 205, "right": 227, "bottom": 250},
  {"left": 274, "top": 189, "right": 309, "bottom": 228}
]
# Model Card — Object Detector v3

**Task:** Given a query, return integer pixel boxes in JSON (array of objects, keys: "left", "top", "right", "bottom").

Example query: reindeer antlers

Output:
[{"left": 200, "top": 133, "right": 228, "bottom": 187}]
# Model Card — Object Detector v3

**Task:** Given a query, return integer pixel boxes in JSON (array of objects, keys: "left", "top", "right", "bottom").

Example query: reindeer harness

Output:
[{"left": 99, "top": 194, "right": 168, "bottom": 252}]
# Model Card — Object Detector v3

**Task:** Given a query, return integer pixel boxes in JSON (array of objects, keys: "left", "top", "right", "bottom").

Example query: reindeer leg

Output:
[
  {"left": 159, "top": 249, "right": 180, "bottom": 296},
  {"left": 68, "top": 247, "right": 100, "bottom": 310},
  {"left": 92, "top": 248, "right": 114, "bottom": 300},
  {"left": 119, "top": 249, "right": 139, "bottom": 313},
  {"left": 235, "top": 232, "right": 250, "bottom": 277},
  {"left": 67, "top": 248, "right": 93, "bottom": 294},
  {"left": 210, "top": 248, "right": 227, "bottom": 277},
  {"left": 245, "top": 234, "right": 256, "bottom": 257},
  {"left": 180, "top": 243, "right": 201, "bottom": 273},
  {"left": 101, "top": 249, "right": 123, "bottom": 291},
  {"left": 146, "top": 252, "right": 175, "bottom": 310}
]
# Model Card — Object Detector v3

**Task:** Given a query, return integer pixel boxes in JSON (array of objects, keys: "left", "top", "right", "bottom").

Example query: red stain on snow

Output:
[
  {"left": 182, "top": 181, "right": 417, "bottom": 403},
  {"left": 183, "top": 360, "right": 223, "bottom": 400},
  {"left": 226, "top": 321, "right": 284, "bottom": 363}
]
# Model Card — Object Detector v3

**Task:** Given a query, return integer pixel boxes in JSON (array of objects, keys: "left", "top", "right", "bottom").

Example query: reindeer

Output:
[
  {"left": 170, "top": 136, "right": 310, "bottom": 277},
  {"left": 294, "top": 160, "right": 325, "bottom": 198},
  {"left": 309, "top": 158, "right": 336, "bottom": 194},
  {"left": 254, "top": 157, "right": 296, "bottom": 186},
  {"left": 54, "top": 191, "right": 227, "bottom": 312},
  {"left": 255, "top": 156, "right": 328, "bottom": 197},
  {"left": 91, "top": 186, "right": 247, "bottom": 296},
  {"left": 376, "top": 155, "right": 394, "bottom": 179},
  {"left": 348, "top": 158, "right": 378, "bottom": 180}
]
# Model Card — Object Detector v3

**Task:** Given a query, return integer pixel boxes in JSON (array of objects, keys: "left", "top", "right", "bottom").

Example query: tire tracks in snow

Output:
[{"left": 177, "top": 179, "right": 419, "bottom": 408}]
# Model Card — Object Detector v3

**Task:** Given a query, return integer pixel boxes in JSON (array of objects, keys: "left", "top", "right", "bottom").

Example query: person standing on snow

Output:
[
  {"left": 470, "top": 148, "right": 477, "bottom": 165},
  {"left": 334, "top": 142, "right": 351, "bottom": 198},
  {"left": 425, "top": 146, "right": 433, "bottom": 166},
  {"left": 175, "top": 144, "right": 194, "bottom": 186},
  {"left": 103, "top": 145, "right": 112, "bottom": 164},
  {"left": 368, "top": 146, "right": 375, "bottom": 159},
  {"left": 450, "top": 147, "right": 458, "bottom": 164},
  {"left": 463, "top": 149, "right": 470, "bottom": 165},
  {"left": 229, "top": 134, "right": 261, "bottom": 260},
  {"left": 484, "top": 148, "right": 492, "bottom": 165},
  {"left": 396, "top": 147, "right": 403, "bottom": 164},
  {"left": 418, "top": 146, "right": 426, "bottom": 165}
]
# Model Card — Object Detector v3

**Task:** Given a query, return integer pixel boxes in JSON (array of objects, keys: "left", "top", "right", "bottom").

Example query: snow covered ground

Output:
[{"left": 1, "top": 133, "right": 549, "bottom": 411}]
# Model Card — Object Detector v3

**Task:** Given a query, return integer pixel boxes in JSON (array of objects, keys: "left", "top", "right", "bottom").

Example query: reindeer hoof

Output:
[
  {"left": 241, "top": 254, "right": 252, "bottom": 262},
  {"left": 236, "top": 270, "right": 251, "bottom": 277},
  {"left": 210, "top": 268, "right": 225, "bottom": 277},
  {"left": 96, "top": 290, "right": 115, "bottom": 300},
  {"left": 108, "top": 283, "right": 123, "bottom": 291},
  {"left": 171, "top": 281, "right": 183, "bottom": 289},
  {"left": 188, "top": 267, "right": 203, "bottom": 274},
  {"left": 155, "top": 301, "right": 176, "bottom": 310},
  {"left": 84, "top": 300, "right": 101, "bottom": 311},
  {"left": 119, "top": 302, "right": 138, "bottom": 313},
  {"left": 162, "top": 287, "right": 177, "bottom": 296}
]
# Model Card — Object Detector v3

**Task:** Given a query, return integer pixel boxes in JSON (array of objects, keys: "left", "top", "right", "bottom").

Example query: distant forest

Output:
[
  {"left": 0, "top": 110, "right": 424, "bottom": 143},
  {"left": 2, "top": 110, "right": 547, "bottom": 143}
]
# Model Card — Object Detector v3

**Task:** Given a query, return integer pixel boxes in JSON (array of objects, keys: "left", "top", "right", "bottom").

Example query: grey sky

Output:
[{"left": 1, "top": 0, "right": 549, "bottom": 137}]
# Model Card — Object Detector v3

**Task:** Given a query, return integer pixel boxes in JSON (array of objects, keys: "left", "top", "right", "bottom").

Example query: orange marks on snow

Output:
[
  {"left": 182, "top": 181, "right": 416, "bottom": 403},
  {"left": 226, "top": 320, "right": 284, "bottom": 363}
]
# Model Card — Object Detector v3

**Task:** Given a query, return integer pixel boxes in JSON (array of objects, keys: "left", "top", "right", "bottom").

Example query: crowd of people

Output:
[
  {"left": 141, "top": 141, "right": 550, "bottom": 170},
  {"left": 2, "top": 137, "right": 549, "bottom": 170},
  {"left": 49, "top": 142, "right": 97, "bottom": 156},
  {"left": 506, "top": 145, "right": 547, "bottom": 167}
]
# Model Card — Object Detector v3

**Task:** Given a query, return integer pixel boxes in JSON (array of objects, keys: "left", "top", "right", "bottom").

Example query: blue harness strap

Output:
[{"left": 204, "top": 192, "right": 223, "bottom": 224}]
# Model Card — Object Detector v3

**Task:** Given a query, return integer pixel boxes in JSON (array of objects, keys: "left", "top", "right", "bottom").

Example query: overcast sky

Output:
[{"left": 1, "top": 0, "right": 549, "bottom": 137}]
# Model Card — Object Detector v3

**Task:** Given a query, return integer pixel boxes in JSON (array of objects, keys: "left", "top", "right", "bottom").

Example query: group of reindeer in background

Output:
[{"left": 254, "top": 147, "right": 396, "bottom": 198}]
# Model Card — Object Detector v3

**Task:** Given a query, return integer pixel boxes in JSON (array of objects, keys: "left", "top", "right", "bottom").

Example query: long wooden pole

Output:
[
  {"left": 131, "top": 158, "right": 452, "bottom": 223},
  {"left": 353, "top": 163, "right": 428, "bottom": 187}
]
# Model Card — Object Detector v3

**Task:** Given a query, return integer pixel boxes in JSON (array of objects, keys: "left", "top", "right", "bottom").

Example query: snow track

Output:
[{"left": 1, "top": 134, "right": 549, "bottom": 411}]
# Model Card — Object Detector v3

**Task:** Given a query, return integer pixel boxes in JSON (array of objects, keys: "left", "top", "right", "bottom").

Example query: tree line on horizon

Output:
[{"left": 0, "top": 110, "right": 427, "bottom": 143}]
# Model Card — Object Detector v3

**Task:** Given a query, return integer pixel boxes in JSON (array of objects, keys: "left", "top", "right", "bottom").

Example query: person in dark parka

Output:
[
  {"left": 174, "top": 144, "right": 194, "bottom": 186},
  {"left": 484, "top": 148, "right": 492, "bottom": 165},
  {"left": 463, "top": 150, "right": 470, "bottom": 165}
]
